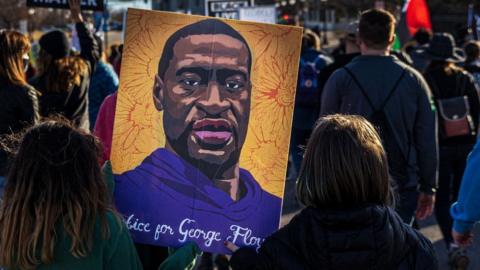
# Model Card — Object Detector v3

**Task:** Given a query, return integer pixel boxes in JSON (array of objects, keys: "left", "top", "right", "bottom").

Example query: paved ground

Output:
[{"left": 418, "top": 217, "right": 480, "bottom": 270}]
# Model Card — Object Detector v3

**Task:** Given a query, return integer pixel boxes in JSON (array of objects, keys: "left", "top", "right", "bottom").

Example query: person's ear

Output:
[
  {"left": 356, "top": 34, "right": 362, "bottom": 47},
  {"left": 388, "top": 34, "right": 396, "bottom": 46},
  {"left": 153, "top": 75, "right": 164, "bottom": 111}
]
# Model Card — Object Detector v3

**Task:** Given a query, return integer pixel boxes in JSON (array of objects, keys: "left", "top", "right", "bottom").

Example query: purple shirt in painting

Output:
[{"left": 114, "top": 148, "right": 282, "bottom": 254}]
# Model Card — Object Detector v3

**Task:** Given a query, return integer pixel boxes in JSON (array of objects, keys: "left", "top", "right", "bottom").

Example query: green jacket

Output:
[{"left": 34, "top": 211, "right": 142, "bottom": 270}]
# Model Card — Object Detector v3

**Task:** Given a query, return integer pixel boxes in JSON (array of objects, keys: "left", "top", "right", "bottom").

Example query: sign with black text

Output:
[
  {"left": 205, "top": 0, "right": 254, "bottom": 20},
  {"left": 26, "top": 0, "right": 105, "bottom": 11}
]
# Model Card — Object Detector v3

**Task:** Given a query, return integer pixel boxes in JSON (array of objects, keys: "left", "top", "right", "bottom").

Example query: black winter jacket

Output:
[
  {"left": 0, "top": 78, "right": 39, "bottom": 175},
  {"left": 30, "top": 22, "right": 98, "bottom": 130},
  {"left": 230, "top": 205, "right": 438, "bottom": 270},
  {"left": 424, "top": 66, "right": 480, "bottom": 147},
  {"left": 321, "top": 55, "right": 438, "bottom": 194}
]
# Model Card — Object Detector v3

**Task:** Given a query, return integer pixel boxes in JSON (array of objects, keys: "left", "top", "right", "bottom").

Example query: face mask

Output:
[{"left": 22, "top": 54, "right": 29, "bottom": 72}]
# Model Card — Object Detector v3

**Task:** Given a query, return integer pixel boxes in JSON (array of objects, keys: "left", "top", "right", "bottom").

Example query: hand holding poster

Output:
[
  {"left": 111, "top": 9, "right": 302, "bottom": 254},
  {"left": 26, "top": 0, "right": 105, "bottom": 11}
]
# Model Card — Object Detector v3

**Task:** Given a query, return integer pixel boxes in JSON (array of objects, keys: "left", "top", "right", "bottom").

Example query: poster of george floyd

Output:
[
  {"left": 110, "top": 8, "right": 302, "bottom": 254},
  {"left": 26, "top": 0, "right": 104, "bottom": 11}
]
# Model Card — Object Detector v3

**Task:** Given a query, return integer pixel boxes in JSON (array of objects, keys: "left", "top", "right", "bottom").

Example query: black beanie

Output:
[{"left": 39, "top": 30, "right": 70, "bottom": 59}]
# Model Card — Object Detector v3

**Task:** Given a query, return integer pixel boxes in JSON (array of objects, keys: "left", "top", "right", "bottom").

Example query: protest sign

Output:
[
  {"left": 111, "top": 8, "right": 302, "bottom": 254},
  {"left": 26, "top": 0, "right": 105, "bottom": 11},
  {"left": 205, "top": 0, "right": 253, "bottom": 19},
  {"left": 239, "top": 6, "right": 276, "bottom": 24}
]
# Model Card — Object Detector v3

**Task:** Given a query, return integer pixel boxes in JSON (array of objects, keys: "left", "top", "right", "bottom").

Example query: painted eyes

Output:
[
  {"left": 225, "top": 81, "right": 244, "bottom": 91},
  {"left": 181, "top": 78, "right": 200, "bottom": 87}
]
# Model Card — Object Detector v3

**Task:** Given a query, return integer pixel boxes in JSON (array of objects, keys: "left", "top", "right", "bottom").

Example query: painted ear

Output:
[{"left": 153, "top": 75, "right": 164, "bottom": 111}]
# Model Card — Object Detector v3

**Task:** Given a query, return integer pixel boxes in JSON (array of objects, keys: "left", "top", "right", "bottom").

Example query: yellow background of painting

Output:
[{"left": 111, "top": 9, "right": 303, "bottom": 198}]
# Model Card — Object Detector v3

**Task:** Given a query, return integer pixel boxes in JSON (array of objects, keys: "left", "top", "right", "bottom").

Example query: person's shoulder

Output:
[
  {"left": 392, "top": 58, "right": 429, "bottom": 88},
  {"left": 258, "top": 208, "right": 316, "bottom": 260},
  {"left": 399, "top": 223, "right": 438, "bottom": 269},
  {"left": 390, "top": 56, "right": 416, "bottom": 74},
  {"left": 96, "top": 61, "right": 116, "bottom": 75},
  {"left": 327, "top": 63, "right": 350, "bottom": 81},
  {"left": 455, "top": 67, "right": 476, "bottom": 81},
  {"left": 317, "top": 53, "right": 333, "bottom": 65},
  {"left": 104, "top": 210, "right": 124, "bottom": 232},
  {"left": 0, "top": 81, "right": 38, "bottom": 100},
  {"left": 464, "top": 64, "right": 480, "bottom": 73},
  {"left": 259, "top": 223, "right": 295, "bottom": 258}
]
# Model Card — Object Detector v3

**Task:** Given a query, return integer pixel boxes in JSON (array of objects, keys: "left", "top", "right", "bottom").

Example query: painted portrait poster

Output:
[{"left": 111, "top": 8, "right": 302, "bottom": 254}]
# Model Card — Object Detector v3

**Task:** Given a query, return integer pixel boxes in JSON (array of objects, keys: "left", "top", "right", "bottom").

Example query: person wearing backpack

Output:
[
  {"left": 290, "top": 30, "right": 331, "bottom": 175},
  {"left": 421, "top": 33, "right": 480, "bottom": 269},
  {"left": 321, "top": 9, "right": 438, "bottom": 226}
]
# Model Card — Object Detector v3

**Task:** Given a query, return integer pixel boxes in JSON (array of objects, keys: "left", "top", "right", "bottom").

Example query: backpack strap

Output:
[
  {"left": 343, "top": 66, "right": 406, "bottom": 112},
  {"left": 344, "top": 67, "right": 409, "bottom": 163},
  {"left": 378, "top": 70, "right": 406, "bottom": 111},
  {"left": 343, "top": 66, "right": 376, "bottom": 110}
]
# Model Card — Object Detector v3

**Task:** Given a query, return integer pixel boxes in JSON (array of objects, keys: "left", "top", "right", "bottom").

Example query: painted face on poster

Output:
[{"left": 112, "top": 9, "right": 303, "bottom": 254}]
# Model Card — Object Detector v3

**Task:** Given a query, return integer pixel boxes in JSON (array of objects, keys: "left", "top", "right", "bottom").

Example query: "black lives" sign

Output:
[{"left": 26, "top": 0, "right": 105, "bottom": 11}]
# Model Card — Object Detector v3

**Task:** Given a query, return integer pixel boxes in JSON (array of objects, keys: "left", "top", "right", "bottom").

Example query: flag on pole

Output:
[
  {"left": 396, "top": 0, "right": 432, "bottom": 47},
  {"left": 405, "top": 0, "right": 432, "bottom": 35}
]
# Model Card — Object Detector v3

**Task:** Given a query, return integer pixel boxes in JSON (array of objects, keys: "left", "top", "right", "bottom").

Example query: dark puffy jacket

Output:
[
  {"left": 30, "top": 22, "right": 98, "bottom": 130},
  {"left": 0, "top": 78, "right": 39, "bottom": 175},
  {"left": 321, "top": 55, "right": 437, "bottom": 194},
  {"left": 231, "top": 206, "right": 438, "bottom": 270}
]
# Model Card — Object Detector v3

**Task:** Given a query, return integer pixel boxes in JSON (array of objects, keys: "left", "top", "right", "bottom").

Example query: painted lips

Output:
[{"left": 192, "top": 119, "right": 233, "bottom": 146}]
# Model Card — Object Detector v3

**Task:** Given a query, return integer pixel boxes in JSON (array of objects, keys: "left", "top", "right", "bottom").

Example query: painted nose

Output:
[{"left": 197, "top": 81, "right": 229, "bottom": 115}]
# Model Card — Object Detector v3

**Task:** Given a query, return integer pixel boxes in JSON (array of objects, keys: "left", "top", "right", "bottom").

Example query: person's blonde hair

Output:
[
  {"left": 296, "top": 114, "right": 393, "bottom": 208},
  {"left": 0, "top": 30, "right": 30, "bottom": 86}
]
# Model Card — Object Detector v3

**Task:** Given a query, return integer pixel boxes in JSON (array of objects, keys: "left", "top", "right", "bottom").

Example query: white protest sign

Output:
[{"left": 239, "top": 6, "right": 276, "bottom": 24}]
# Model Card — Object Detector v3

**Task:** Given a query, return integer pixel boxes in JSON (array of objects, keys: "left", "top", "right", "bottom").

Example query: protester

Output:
[
  {"left": 0, "top": 120, "right": 142, "bottom": 269},
  {"left": 0, "top": 30, "right": 39, "bottom": 196},
  {"left": 108, "top": 44, "right": 120, "bottom": 67},
  {"left": 321, "top": 9, "right": 438, "bottom": 225},
  {"left": 29, "top": 0, "right": 98, "bottom": 130},
  {"left": 463, "top": 41, "right": 480, "bottom": 84},
  {"left": 409, "top": 28, "right": 433, "bottom": 72},
  {"left": 422, "top": 32, "right": 480, "bottom": 268},
  {"left": 290, "top": 29, "right": 331, "bottom": 174},
  {"left": 451, "top": 139, "right": 480, "bottom": 248},
  {"left": 317, "top": 22, "right": 360, "bottom": 96},
  {"left": 89, "top": 35, "right": 119, "bottom": 129},
  {"left": 228, "top": 115, "right": 438, "bottom": 270},
  {"left": 110, "top": 44, "right": 123, "bottom": 76},
  {"left": 94, "top": 92, "right": 117, "bottom": 164}
]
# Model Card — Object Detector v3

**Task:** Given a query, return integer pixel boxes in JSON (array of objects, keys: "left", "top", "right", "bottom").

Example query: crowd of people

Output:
[{"left": 0, "top": 1, "right": 480, "bottom": 269}]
